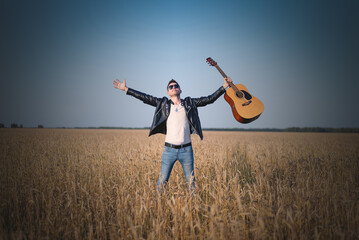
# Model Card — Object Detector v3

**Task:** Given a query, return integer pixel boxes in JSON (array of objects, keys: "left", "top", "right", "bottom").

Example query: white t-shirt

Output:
[{"left": 164, "top": 102, "right": 191, "bottom": 145}]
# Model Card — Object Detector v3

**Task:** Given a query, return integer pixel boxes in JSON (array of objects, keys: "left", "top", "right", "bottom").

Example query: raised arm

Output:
[
  {"left": 113, "top": 78, "right": 160, "bottom": 107},
  {"left": 193, "top": 78, "right": 232, "bottom": 107}
]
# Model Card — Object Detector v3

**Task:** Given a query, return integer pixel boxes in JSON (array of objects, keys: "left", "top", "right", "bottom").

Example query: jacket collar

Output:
[{"left": 169, "top": 99, "right": 183, "bottom": 106}]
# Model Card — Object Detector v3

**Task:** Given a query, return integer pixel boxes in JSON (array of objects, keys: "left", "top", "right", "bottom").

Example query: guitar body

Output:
[{"left": 224, "top": 84, "right": 264, "bottom": 123}]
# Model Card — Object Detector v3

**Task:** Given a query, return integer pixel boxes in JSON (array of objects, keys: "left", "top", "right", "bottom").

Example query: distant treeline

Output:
[
  {"left": 96, "top": 127, "right": 359, "bottom": 133},
  {"left": 0, "top": 123, "right": 43, "bottom": 128},
  {"left": 1, "top": 124, "right": 358, "bottom": 133},
  {"left": 203, "top": 127, "right": 359, "bottom": 133}
]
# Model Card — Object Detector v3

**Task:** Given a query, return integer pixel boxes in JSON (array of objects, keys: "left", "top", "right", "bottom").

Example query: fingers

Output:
[
  {"left": 225, "top": 77, "right": 232, "bottom": 83},
  {"left": 113, "top": 78, "right": 125, "bottom": 84},
  {"left": 113, "top": 79, "right": 121, "bottom": 89},
  {"left": 113, "top": 78, "right": 121, "bottom": 86}
]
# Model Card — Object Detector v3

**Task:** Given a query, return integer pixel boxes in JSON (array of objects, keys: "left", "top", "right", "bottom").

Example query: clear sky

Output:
[{"left": 1, "top": 0, "right": 358, "bottom": 129}]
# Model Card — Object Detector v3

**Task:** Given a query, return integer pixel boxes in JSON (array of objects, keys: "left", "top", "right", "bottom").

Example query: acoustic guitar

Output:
[{"left": 206, "top": 57, "right": 264, "bottom": 123}]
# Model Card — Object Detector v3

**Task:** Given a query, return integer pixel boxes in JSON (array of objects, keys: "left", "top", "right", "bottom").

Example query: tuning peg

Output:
[{"left": 206, "top": 57, "right": 217, "bottom": 66}]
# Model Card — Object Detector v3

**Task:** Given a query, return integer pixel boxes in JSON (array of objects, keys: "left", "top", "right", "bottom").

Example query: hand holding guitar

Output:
[
  {"left": 113, "top": 78, "right": 128, "bottom": 92},
  {"left": 223, "top": 77, "right": 232, "bottom": 89}
]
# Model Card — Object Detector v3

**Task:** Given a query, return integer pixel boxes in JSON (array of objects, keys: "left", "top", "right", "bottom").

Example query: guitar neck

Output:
[
  {"left": 215, "top": 65, "right": 228, "bottom": 78},
  {"left": 215, "top": 65, "right": 236, "bottom": 89}
]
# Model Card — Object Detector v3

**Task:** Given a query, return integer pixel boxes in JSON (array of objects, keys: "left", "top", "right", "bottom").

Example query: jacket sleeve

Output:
[
  {"left": 126, "top": 88, "right": 161, "bottom": 107},
  {"left": 192, "top": 86, "right": 226, "bottom": 107}
]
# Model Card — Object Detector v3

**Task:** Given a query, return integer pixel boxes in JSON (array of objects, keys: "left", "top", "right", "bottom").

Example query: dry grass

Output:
[{"left": 1, "top": 129, "right": 358, "bottom": 239}]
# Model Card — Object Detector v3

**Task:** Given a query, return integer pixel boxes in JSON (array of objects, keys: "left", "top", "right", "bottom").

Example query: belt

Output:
[{"left": 165, "top": 142, "right": 192, "bottom": 149}]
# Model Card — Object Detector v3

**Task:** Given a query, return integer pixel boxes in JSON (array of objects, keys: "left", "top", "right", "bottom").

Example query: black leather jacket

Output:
[{"left": 126, "top": 86, "right": 226, "bottom": 140}]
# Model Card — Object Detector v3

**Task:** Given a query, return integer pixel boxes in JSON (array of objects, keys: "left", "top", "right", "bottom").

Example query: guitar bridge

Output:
[{"left": 242, "top": 100, "right": 252, "bottom": 106}]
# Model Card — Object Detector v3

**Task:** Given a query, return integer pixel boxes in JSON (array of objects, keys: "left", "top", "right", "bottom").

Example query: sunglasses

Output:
[{"left": 168, "top": 84, "right": 179, "bottom": 90}]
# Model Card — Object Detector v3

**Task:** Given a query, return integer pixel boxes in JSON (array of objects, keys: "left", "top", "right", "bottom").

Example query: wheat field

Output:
[{"left": 0, "top": 129, "right": 358, "bottom": 239}]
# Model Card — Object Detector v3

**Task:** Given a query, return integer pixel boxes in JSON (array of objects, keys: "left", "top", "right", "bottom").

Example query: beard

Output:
[{"left": 169, "top": 89, "right": 181, "bottom": 97}]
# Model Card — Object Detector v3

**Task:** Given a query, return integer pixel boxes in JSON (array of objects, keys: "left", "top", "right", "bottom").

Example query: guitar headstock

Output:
[{"left": 206, "top": 57, "right": 217, "bottom": 67}]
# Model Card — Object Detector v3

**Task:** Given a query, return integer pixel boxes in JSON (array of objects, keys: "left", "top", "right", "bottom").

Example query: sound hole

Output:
[
  {"left": 236, "top": 90, "right": 252, "bottom": 100},
  {"left": 236, "top": 92, "right": 243, "bottom": 98}
]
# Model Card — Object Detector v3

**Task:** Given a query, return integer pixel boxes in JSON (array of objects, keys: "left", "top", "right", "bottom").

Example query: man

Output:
[{"left": 113, "top": 77, "right": 232, "bottom": 193}]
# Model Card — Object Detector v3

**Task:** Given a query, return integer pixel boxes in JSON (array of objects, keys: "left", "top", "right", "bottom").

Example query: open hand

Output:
[{"left": 113, "top": 78, "right": 128, "bottom": 92}]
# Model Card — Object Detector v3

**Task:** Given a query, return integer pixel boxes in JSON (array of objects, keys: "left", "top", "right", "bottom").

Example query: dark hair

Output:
[{"left": 167, "top": 79, "right": 180, "bottom": 89}]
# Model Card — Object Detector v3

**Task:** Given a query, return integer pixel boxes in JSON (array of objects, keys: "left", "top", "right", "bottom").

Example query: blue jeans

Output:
[{"left": 157, "top": 145, "right": 196, "bottom": 192}]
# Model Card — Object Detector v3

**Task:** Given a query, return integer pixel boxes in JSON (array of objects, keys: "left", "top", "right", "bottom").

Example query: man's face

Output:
[{"left": 167, "top": 83, "right": 181, "bottom": 97}]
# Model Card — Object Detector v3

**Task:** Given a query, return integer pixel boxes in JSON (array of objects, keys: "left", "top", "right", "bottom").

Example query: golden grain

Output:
[{"left": 1, "top": 129, "right": 358, "bottom": 239}]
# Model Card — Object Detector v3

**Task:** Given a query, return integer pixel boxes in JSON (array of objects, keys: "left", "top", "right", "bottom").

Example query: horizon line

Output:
[{"left": 1, "top": 125, "right": 358, "bottom": 133}]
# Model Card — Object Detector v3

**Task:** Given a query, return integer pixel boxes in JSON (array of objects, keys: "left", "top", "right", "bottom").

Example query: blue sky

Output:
[{"left": 1, "top": 0, "right": 358, "bottom": 129}]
